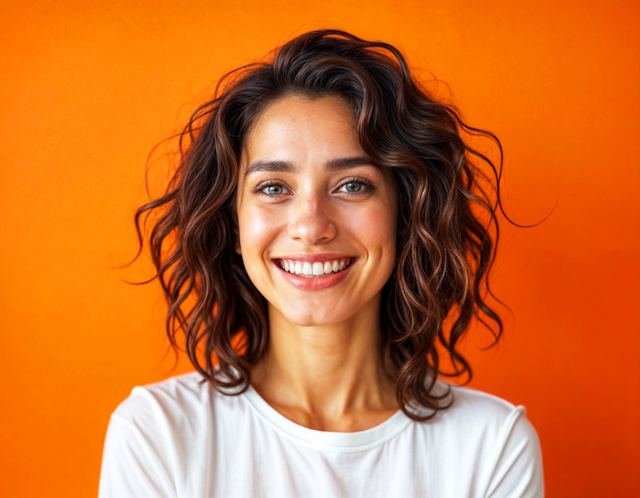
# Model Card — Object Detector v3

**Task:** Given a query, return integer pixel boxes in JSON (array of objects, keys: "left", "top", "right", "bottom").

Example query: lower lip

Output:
[{"left": 274, "top": 260, "right": 356, "bottom": 290}]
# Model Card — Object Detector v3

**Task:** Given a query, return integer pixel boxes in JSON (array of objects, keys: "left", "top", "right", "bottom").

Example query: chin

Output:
[{"left": 282, "top": 306, "right": 351, "bottom": 328}]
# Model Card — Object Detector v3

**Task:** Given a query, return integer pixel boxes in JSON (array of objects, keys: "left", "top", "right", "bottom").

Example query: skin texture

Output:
[{"left": 236, "top": 95, "right": 400, "bottom": 432}]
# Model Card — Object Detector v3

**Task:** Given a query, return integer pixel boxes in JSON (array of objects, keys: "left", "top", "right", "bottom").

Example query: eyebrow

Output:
[{"left": 244, "top": 156, "right": 377, "bottom": 177}]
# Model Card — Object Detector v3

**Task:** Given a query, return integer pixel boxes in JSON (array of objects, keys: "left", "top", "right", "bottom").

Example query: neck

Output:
[{"left": 249, "top": 292, "right": 398, "bottom": 430}]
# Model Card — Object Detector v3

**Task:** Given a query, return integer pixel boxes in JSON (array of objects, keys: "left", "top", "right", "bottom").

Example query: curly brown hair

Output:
[{"left": 134, "top": 29, "right": 507, "bottom": 421}]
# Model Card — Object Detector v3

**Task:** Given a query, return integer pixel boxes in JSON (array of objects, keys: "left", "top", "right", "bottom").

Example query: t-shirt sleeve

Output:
[
  {"left": 484, "top": 407, "right": 545, "bottom": 498},
  {"left": 98, "top": 389, "right": 178, "bottom": 498}
]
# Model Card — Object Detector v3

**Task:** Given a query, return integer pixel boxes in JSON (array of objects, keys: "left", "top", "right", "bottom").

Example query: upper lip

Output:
[{"left": 272, "top": 253, "right": 356, "bottom": 263}]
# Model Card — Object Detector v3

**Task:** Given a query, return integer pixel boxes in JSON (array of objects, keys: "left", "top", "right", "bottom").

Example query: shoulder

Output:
[
  {"left": 447, "top": 383, "right": 525, "bottom": 425},
  {"left": 423, "top": 382, "right": 544, "bottom": 497},
  {"left": 109, "top": 369, "right": 248, "bottom": 441},
  {"left": 112, "top": 371, "right": 211, "bottom": 425},
  {"left": 100, "top": 372, "right": 219, "bottom": 497},
  {"left": 100, "top": 372, "right": 209, "bottom": 496},
  {"left": 432, "top": 382, "right": 539, "bottom": 444},
  {"left": 109, "top": 371, "right": 213, "bottom": 437}
]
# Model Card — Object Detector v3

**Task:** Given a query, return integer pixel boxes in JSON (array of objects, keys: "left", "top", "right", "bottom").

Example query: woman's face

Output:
[{"left": 236, "top": 95, "right": 398, "bottom": 327}]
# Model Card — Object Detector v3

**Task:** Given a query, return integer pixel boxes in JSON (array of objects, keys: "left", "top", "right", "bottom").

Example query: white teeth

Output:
[
  {"left": 280, "top": 258, "right": 354, "bottom": 277},
  {"left": 302, "top": 262, "right": 313, "bottom": 275}
]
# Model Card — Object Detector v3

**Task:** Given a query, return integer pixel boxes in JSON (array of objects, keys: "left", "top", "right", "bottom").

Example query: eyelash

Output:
[{"left": 253, "top": 177, "right": 375, "bottom": 197}]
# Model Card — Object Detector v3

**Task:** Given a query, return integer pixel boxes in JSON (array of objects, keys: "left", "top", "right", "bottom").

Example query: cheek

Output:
[
  {"left": 342, "top": 201, "right": 397, "bottom": 258},
  {"left": 238, "top": 204, "right": 282, "bottom": 261}
]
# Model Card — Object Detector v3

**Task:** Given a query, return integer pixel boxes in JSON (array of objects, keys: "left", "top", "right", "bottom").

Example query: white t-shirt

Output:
[{"left": 99, "top": 371, "right": 544, "bottom": 497}]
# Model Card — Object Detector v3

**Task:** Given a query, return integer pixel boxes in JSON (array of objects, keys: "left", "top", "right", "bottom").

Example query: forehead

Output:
[{"left": 242, "top": 95, "right": 363, "bottom": 168}]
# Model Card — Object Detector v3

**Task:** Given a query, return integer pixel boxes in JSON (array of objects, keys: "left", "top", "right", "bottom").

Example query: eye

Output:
[
  {"left": 254, "top": 182, "right": 291, "bottom": 197},
  {"left": 336, "top": 177, "right": 374, "bottom": 196},
  {"left": 343, "top": 182, "right": 362, "bottom": 193},
  {"left": 265, "top": 185, "right": 285, "bottom": 195}
]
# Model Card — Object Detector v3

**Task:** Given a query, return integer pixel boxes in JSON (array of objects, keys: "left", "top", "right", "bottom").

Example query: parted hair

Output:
[{"left": 134, "top": 29, "right": 506, "bottom": 421}]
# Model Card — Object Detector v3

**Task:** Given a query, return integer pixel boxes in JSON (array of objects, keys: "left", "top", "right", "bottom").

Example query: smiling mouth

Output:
[{"left": 275, "top": 257, "right": 355, "bottom": 278}]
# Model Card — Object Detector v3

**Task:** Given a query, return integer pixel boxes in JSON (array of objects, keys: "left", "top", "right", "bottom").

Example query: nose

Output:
[{"left": 287, "top": 194, "right": 337, "bottom": 245}]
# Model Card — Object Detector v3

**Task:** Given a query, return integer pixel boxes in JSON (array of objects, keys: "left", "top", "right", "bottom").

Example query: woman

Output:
[{"left": 99, "top": 29, "right": 544, "bottom": 497}]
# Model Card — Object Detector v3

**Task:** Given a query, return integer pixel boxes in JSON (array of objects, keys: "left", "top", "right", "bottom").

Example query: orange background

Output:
[{"left": 1, "top": 1, "right": 639, "bottom": 496}]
